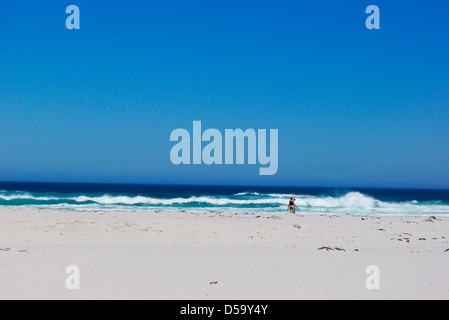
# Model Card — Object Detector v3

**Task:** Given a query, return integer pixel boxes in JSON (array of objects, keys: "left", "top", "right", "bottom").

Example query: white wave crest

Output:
[
  {"left": 0, "top": 193, "right": 57, "bottom": 201},
  {"left": 72, "top": 195, "right": 285, "bottom": 205},
  {"left": 234, "top": 192, "right": 261, "bottom": 196},
  {"left": 295, "top": 192, "right": 379, "bottom": 208},
  {"left": 70, "top": 192, "right": 379, "bottom": 208}
]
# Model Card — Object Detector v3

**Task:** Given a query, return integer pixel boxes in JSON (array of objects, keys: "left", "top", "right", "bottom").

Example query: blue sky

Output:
[{"left": 0, "top": 0, "right": 448, "bottom": 188}]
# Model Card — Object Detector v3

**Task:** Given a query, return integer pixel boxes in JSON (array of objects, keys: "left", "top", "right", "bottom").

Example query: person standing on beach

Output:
[
  {"left": 288, "top": 198, "right": 297, "bottom": 213},
  {"left": 288, "top": 198, "right": 294, "bottom": 213}
]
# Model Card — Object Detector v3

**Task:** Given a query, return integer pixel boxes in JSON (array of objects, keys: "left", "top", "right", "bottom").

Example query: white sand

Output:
[{"left": 0, "top": 208, "right": 448, "bottom": 300}]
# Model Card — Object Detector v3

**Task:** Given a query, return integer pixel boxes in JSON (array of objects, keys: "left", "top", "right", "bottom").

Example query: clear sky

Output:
[{"left": 0, "top": 0, "right": 448, "bottom": 188}]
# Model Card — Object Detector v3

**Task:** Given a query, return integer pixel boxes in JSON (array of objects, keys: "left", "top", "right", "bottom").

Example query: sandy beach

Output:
[{"left": 0, "top": 208, "right": 448, "bottom": 300}]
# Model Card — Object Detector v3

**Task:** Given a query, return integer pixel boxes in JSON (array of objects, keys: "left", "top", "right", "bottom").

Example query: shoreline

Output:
[
  {"left": 3, "top": 206, "right": 449, "bottom": 217},
  {"left": 1, "top": 208, "right": 448, "bottom": 299}
]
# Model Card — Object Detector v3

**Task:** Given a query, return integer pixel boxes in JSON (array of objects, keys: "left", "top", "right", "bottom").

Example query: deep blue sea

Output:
[{"left": 0, "top": 182, "right": 448, "bottom": 216}]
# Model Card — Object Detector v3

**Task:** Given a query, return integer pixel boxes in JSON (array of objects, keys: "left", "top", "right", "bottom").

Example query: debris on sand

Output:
[
  {"left": 318, "top": 247, "right": 346, "bottom": 252},
  {"left": 0, "top": 248, "right": 27, "bottom": 253},
  {"left": 293, "top": 224, "right": 301, "bottom": 230},
  {"left": 424, "top": 216, "right": 441, "bottom": 223}
]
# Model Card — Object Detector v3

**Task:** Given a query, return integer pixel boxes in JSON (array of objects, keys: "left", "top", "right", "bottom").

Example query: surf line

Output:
[{"left": 170, "top": 121, "right": 278, "bottom": 175}]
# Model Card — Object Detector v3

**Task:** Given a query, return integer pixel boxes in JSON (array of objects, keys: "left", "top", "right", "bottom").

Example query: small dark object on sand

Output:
[
  {"left": 424, "top": 216, "right": 441, "bottom": 223},
  {"left": 445, "top": 249, "right": 449, "bottom": 253},
  {"left": 419, "top": 238, "right": 426, "bottom": 241},
  {"left": 318, "top": 247, "right": 345, "bottom": 252},
  {"left": 354, "top": 249, "right": 359, "bottom": 252},
  {"left": 293, "top": 224, "right": 301, "bottom": 229},
  {"left": 210, "top": 282, "right": 218, "bottom": 285}
]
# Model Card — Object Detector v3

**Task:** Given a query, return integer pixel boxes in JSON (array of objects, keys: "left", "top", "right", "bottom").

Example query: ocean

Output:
[{"left": 0, "top": 182, "right": 448, "bottom": 216}]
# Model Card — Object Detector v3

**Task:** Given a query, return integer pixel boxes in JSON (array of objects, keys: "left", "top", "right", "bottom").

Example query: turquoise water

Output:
[{"left": 0, "top": 183, "right": 448, "bottom": 216}]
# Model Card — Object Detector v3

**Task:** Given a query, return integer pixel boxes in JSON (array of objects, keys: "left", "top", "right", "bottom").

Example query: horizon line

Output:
[{"left": 0, "top": 180, "right": 448, "bottom": 192}]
